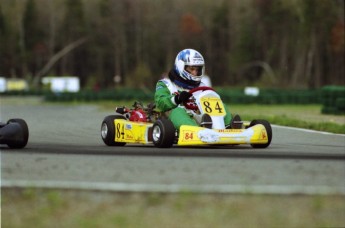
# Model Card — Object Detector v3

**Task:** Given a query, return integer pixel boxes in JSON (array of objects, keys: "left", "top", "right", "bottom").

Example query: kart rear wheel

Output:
[
  {"left": 152, "top": 118, "right": 176, "bottom": 148},
  {"left": 6, "top": 118, "right": 29, "bottom": 149},
  {"left": 249, "top": 119, "right": 272, "bottom": 148},
  {"left": 101, "top": 115, "right": 126, "bottom": 146}
]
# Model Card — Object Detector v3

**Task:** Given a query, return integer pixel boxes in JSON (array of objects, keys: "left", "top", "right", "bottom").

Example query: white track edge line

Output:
[
  {"left": 1, "top": 180, "right": 345, "bottom": 195},
  {"left": 272, "top": 124, "right": 345, "bottom": 136}
]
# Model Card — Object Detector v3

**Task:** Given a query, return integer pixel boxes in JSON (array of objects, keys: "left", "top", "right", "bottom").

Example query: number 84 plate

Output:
[{"left": 200, "top": 97, "right": 226, "bottom": 116}]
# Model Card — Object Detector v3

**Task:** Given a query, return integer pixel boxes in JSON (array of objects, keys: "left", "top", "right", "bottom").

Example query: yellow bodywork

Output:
[
  {"left": 114, "top": 119, "right": 153, "bottom": 144},
  {"left": 113, "top": 119, "right": 268, "bottom": 146},
  {"left": 178, "top": 124, "right": 268, "bottom": 146}
]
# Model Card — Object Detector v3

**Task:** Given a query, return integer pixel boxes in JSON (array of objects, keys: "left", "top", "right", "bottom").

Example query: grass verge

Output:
[
  {"left": 2, "top": 188, "right": 345, "bottom": 228},
  {"left": 231, "top": 104, "right": 345, "bottom": 134}
]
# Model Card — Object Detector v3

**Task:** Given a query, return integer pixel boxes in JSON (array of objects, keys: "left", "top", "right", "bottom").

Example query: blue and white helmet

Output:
[{"left": 174, "top": 49, "right": 205, "bottom": 86}]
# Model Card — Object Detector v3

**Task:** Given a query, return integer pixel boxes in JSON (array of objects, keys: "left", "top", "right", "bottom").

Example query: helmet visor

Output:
[{"left": 184, "top": 65, "right": 203, "bottom": 76}]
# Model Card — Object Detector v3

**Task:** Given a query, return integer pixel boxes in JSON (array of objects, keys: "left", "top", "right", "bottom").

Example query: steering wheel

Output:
[
  {"left": 188, "top": 86, "right": 215, "bottom": 94},
  {"left": 183, "top": 86, "right": 215, "bottom": 110}
]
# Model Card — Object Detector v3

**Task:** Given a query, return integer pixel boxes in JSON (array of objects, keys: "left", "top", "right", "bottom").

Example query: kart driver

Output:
[{"left": 154, "top": 48, "right": 242, "bottom": 130}]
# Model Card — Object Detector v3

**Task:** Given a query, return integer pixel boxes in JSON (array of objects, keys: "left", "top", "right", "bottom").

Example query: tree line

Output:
[{"left": 0, "top": 0, "right": 344, "bottom": 90}]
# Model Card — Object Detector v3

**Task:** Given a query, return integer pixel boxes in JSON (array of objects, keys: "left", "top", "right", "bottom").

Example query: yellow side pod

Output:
[
  {"left": 114, "top": 119, "right": 153, "bottom": 144},
  {"left": 178, "top": 124, "right": 268, "bottom": 146}
]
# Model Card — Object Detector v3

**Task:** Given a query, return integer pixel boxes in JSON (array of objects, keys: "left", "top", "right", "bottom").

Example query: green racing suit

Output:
[{"left": 154, "top": 78, "right": 232, "bottom": 130}]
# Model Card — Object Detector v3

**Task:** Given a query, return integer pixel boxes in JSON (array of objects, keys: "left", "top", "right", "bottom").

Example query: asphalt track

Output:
[{"left": 1, "top": 99, "right": 345, "bottom": 194}]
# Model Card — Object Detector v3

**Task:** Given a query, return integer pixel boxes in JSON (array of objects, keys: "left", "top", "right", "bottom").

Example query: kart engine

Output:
[
  {"left": 115, "top": 101, "right": 148, "bottom": 122},
  {"left": 129, "top": 109, "right": 147, "bottom": 122}
]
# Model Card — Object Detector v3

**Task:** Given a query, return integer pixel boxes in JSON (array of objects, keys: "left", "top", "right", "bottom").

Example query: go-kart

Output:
[
  {"left": 101, "top": 86, "right": 272, "bottom": 148},
  {"left": 0, "top": 118, "right": 29, "bottom": 148}
]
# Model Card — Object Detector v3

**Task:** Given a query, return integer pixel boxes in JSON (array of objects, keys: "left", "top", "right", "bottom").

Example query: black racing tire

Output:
[
  {"left": 6, "top": 118, "right": 29, "bottom": 149},
  {"left": 101, "top": 115, "right": 126, "bottom": 146},
  {"left": 249, "top": 119, "right": 272, "bottom": 148},
  {"left": 152, "top": 118, "right": 176, "bottom": 148}
]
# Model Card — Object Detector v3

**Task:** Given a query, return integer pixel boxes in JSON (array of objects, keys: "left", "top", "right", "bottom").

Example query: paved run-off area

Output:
[{"left": 1, "top": 96, "right": 345, "bottom": 227}]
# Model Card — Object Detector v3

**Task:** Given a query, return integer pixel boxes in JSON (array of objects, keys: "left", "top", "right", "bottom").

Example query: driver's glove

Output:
[{"left": 174, "top": 91, "right": 192, "bottom": 104}]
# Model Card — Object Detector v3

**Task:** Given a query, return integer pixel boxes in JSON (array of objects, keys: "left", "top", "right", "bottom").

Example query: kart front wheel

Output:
[
  {"left": 250, "top": 119, "right": 272, "bottom": 148},
  {"left": 101, "top": 115, "right": 126, "bottom": 146},
  {"left": 6, "top": 118, "right": 29, "bottom": 149},
  {"left": 152, "top": 118, "right": 176, "bottom": 148}
]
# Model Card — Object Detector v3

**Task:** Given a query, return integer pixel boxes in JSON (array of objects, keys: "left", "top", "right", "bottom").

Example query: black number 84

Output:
[{"left": 203, "top": 101, "right": 223, "bottom": 113}]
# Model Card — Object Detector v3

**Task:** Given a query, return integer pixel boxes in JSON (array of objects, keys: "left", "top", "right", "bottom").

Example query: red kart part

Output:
[{"left": 129, "top": 109, "right": 147, "bottom": 122}]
